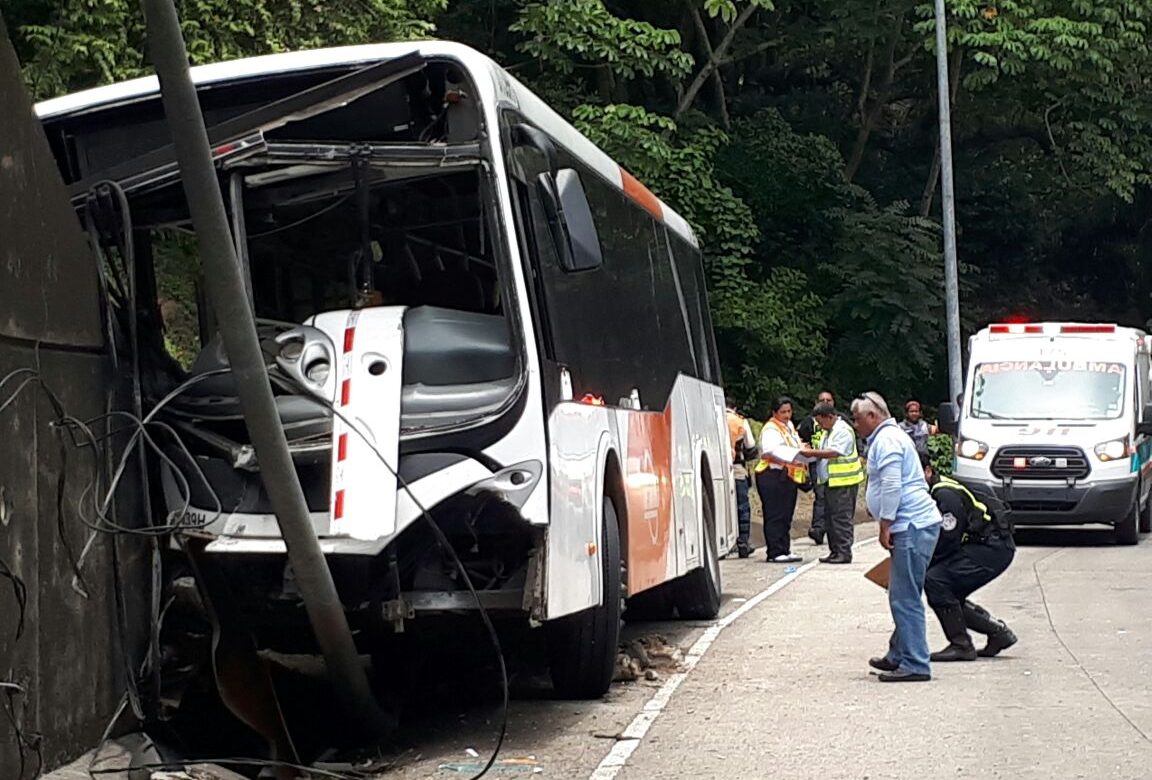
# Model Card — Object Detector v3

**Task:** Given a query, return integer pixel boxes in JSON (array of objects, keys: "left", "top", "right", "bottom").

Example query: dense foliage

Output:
[{"left": 7, "top": 0, "right": 1152, "bottom": 422}]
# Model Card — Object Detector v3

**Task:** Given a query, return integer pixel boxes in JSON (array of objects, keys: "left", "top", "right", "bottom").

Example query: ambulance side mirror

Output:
[
  {"left": 937, "top": 402, "right": 959, "bottom": 437},
  {"left": 1138, "top": 402, "right": 1152, "bottom": 437}
]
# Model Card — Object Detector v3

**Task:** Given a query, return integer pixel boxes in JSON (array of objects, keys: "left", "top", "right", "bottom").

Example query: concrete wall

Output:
[{"left": 0, "top": 14, "right": 149, "bottom": 776}]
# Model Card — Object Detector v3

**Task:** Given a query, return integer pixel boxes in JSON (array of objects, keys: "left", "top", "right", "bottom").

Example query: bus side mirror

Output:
[
  {"left": 510, "top": 123, "right": 557, "bottom": 172},
  {"left": 937, "top": 401, "right": 959, "bottom": 436},
  {"left": 535, "top": 168, "right": 603, "bottom": 273},
  {"left": 1139, "top": 402, "right": 1152, "bottom": 436}
]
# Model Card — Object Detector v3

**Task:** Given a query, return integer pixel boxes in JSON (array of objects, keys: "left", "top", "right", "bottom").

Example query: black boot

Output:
[
  {"left": 930, "top": 605, "right": 977, "bottom": 662},
  {"left": 963, "top": 601, "right": 1018, "bottom": 657}
]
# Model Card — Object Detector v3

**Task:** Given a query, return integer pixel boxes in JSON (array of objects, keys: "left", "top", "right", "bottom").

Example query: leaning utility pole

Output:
[
  {"left": 139, "top": 0, "right": 388, "bottom": 735},
  {"left": 934, "top": 0, "right": 963, "bottom": 402}
]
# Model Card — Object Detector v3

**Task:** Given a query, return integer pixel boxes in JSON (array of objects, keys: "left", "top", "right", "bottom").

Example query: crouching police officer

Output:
[{"left": 920, "top": 452, "right": 1018, "bottom": 661}]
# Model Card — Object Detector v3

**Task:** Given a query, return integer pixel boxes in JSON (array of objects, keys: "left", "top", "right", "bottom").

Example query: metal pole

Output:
[
  {"left": 934, "top": 0, "right": 963, "bottom": 402},
  {"left": 140, "top": 0, "right": 388, "bottom": 735}
]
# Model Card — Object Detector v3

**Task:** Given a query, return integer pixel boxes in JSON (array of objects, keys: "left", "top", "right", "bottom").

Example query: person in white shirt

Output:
[
  {"left": 800, "top": 403, "right": 865, "bottom": 564},
  {"left": 755, "top": 397, "right": 812, "bottom": 563}
]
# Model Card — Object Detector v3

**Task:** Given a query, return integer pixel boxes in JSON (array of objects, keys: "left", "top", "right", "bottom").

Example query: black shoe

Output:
[
  {"left": 930, "top": 642, "right": 978, "bottom": 662},
  {"left": 737, "top": 543, "right": 754, "bottom": 559},
  {"left": 868, "top": 656, "right": 898, "bottom": 672},
  {"left": 878, "top": 670, "right": 931, "bottom": 682},
  {"left": 808, "top": 529, "right": 825, "bottom": 545},
  {"left": 978, "top": 626, "right": 1018, "bottom": 657},
  {"left": 819, "top": 554, "right": 852, "bottom": 564}
]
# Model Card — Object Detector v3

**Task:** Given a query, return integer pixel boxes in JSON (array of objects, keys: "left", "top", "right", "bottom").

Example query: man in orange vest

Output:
[{"left": 726, "top": 398, "right": 759, "bottom": 558}]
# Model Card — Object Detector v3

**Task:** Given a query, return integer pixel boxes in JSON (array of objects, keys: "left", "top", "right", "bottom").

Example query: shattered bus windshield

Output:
[
  {"left": 244, "top": 167, "right": 499, "bottom": 321},
  {"left": 40, "top": 55, "right": 520, "bottom": 435}
]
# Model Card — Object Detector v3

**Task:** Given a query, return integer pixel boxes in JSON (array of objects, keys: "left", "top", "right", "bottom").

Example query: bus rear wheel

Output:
[
  {"left": 546, "top": 496, "right": 622, "bottom": 699},
  {"left": 673, "top": 476, "right": 722, "bottom": 620}
]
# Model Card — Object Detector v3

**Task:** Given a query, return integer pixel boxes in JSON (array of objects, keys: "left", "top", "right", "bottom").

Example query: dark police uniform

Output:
[{"left": 924, "top": 474, "right": 1018, "bottom": 660}]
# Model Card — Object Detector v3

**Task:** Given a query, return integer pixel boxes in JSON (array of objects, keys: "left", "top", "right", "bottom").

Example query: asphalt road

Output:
[
  {"left": 375, "top": 521, "right": 1152, "bottom": 780},
  {"left": 45, "top": 517, "right": 1152, "bottom": 779}
]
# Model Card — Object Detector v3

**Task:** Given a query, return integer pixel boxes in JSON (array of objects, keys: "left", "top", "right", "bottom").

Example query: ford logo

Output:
[{"left": 1030, "top": 456, "right": 1054, "bottom": 467}]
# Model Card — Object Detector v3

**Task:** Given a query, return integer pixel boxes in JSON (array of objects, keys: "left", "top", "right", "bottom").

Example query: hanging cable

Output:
[{"left": 275, "top": 375, "right": 509, "bottom": 780}]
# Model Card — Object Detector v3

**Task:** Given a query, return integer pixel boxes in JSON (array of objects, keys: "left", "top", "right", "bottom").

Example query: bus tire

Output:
[
  {"left": 624, "top": 584, "right": 675, "bottom": 622},
  {"left": 546, "top": 496, "right": 622, "bottom": 699},
  {"left": 673, "top": 476, "right": 722, "bottom": 620},
  {"left": 1115, "top": 501, "right": 1139, "bottom": 546}
]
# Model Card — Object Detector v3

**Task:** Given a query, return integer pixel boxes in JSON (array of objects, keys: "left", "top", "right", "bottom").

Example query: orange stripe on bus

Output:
[
  {"left": 623, "top": 405, "right": 673, "bottom": 595},
  {"left": 620, "top": 168, "right": 663, "bottom": 221}
]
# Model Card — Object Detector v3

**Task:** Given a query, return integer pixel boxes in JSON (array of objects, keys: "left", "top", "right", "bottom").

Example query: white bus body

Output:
[{"left": 37, "top": 41, "right": 735, "bottom": 697}]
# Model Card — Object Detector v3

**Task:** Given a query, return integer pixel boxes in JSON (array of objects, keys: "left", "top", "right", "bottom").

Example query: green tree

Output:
[{"left": 11, "top": 0, "right": 446, "bottom": 98}]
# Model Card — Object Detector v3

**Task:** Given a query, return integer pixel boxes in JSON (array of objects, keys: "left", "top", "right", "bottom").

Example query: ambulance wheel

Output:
[
  {"left": 1140, "top": 492, "right": 1152, "bottom": 534},
  {"left": 547, "top": 496, "right": 622, "bottom": 699},
  {"left": 1115, "top": 501, "right": 1139, "bottom": 546},
  {"left": 673, "top": 476, "right": 722, "bottom": 620}
]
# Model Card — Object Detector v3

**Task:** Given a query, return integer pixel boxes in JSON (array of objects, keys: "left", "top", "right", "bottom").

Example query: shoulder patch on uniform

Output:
[{"left": 941, "top": 512, "right": 958, "bottom": 532}]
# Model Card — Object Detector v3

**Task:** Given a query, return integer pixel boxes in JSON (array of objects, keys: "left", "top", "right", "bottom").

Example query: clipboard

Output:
[{"left": 864, "top": 557, "right": 891, "bottom": 590}]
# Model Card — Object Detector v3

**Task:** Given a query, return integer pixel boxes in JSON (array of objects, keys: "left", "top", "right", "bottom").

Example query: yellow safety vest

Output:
[
  {"left": 823, "top": 423, "right": 864, "bottom": 488},
  {"left": 755, "top": 419, "right": 808, "bottom": 484}
]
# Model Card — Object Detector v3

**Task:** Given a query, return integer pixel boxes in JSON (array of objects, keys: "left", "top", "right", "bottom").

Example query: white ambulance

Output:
[{"left": 939, "top": 322, "right": 1152, "bottom": 544}]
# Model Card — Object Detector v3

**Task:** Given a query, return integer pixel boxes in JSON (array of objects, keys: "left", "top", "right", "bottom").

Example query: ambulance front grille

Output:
[{"left": 990, "top": 446, "right": 1091, "bottom": 481}]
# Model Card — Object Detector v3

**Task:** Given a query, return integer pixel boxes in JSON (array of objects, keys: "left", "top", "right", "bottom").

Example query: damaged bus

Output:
[{"left": 36, "top": 41, "right": 734, "bottom": 699}]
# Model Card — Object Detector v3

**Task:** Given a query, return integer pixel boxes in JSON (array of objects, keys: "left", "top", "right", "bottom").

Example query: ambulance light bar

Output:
[{"left": 988, "top": 323, "right": 1117, "bottom": 335}]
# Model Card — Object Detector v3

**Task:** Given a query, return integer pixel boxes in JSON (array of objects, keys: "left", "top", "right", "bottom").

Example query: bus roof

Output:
[{"left": 34, "top": 40, "right": 700, "bottom": 248}]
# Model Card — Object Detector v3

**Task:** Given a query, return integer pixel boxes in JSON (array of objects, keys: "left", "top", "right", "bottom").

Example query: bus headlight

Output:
[
  {"left": 1094, "top": 437, "right": 1130, "bottom": 463},
  {"left": 957, "top": 437, "right": 989, "bottom": 461},
  {"left": 305, "top": 359, "right": 331, "bottom": 386}
]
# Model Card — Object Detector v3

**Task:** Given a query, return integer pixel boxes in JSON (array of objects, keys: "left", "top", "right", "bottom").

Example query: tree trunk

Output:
[
  {"left": 919, "top": 142, "right": 943, "bottom": 217},
  {"left": 844, "top": 10, "right": 917, "bottom": 183},
  {"left": 676, "top": 2, "right": 758, "bottom": 118},
  {"left": 845, "top": 35, "right": 898, "bottom": 182},
  {"left": 690, "top": 7, "right": 732, "bottom": 128},
  {"left": 596, "top": 65, "right": 615, "bottom": 104},
  {"left": 919, "top": 46, "right": 963, "bottom": 217}
]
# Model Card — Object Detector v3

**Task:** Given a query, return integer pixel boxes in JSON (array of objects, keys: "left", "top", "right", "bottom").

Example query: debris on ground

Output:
[
  {"left": 613, "top": 634, "right": 684, "bottom": 683},
  {"left": 150, "top": 765, "right": 247, "bottom": 780},
  {"left": 438, "top": 755, "right": 543, "bottom": 773}
]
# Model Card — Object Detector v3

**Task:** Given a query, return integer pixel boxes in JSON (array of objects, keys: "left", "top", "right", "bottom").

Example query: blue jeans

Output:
[
  {"left": 886, "top": 523, "right": 941, "bottom": 675},
  {"left": 735, "top": 475, "right": 751, "bottom": 544}
]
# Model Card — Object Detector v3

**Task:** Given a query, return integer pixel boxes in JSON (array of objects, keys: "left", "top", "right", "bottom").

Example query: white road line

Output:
[{"left": 589, "top": 537, "right": 878, "bottom": 780}]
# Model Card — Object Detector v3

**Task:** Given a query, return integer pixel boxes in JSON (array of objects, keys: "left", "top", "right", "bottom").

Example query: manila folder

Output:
[{"left": 864, "top": 556, "right": 891, "bottom": 590}]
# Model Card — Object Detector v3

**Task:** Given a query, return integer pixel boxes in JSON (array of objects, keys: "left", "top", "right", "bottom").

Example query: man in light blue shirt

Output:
[{"left": 851, "top": 391, "right": 941, "bottom": 682}]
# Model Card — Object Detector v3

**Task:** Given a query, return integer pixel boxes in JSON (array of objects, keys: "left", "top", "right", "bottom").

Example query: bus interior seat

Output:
[{"left": 400, "top": 305, "right": 515, "bottom": 417}]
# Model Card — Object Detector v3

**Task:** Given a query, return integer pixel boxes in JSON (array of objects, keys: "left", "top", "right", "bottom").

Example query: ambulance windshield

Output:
[{"left": 971, "top": 361, "right": 1127, "bottom": 420}]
